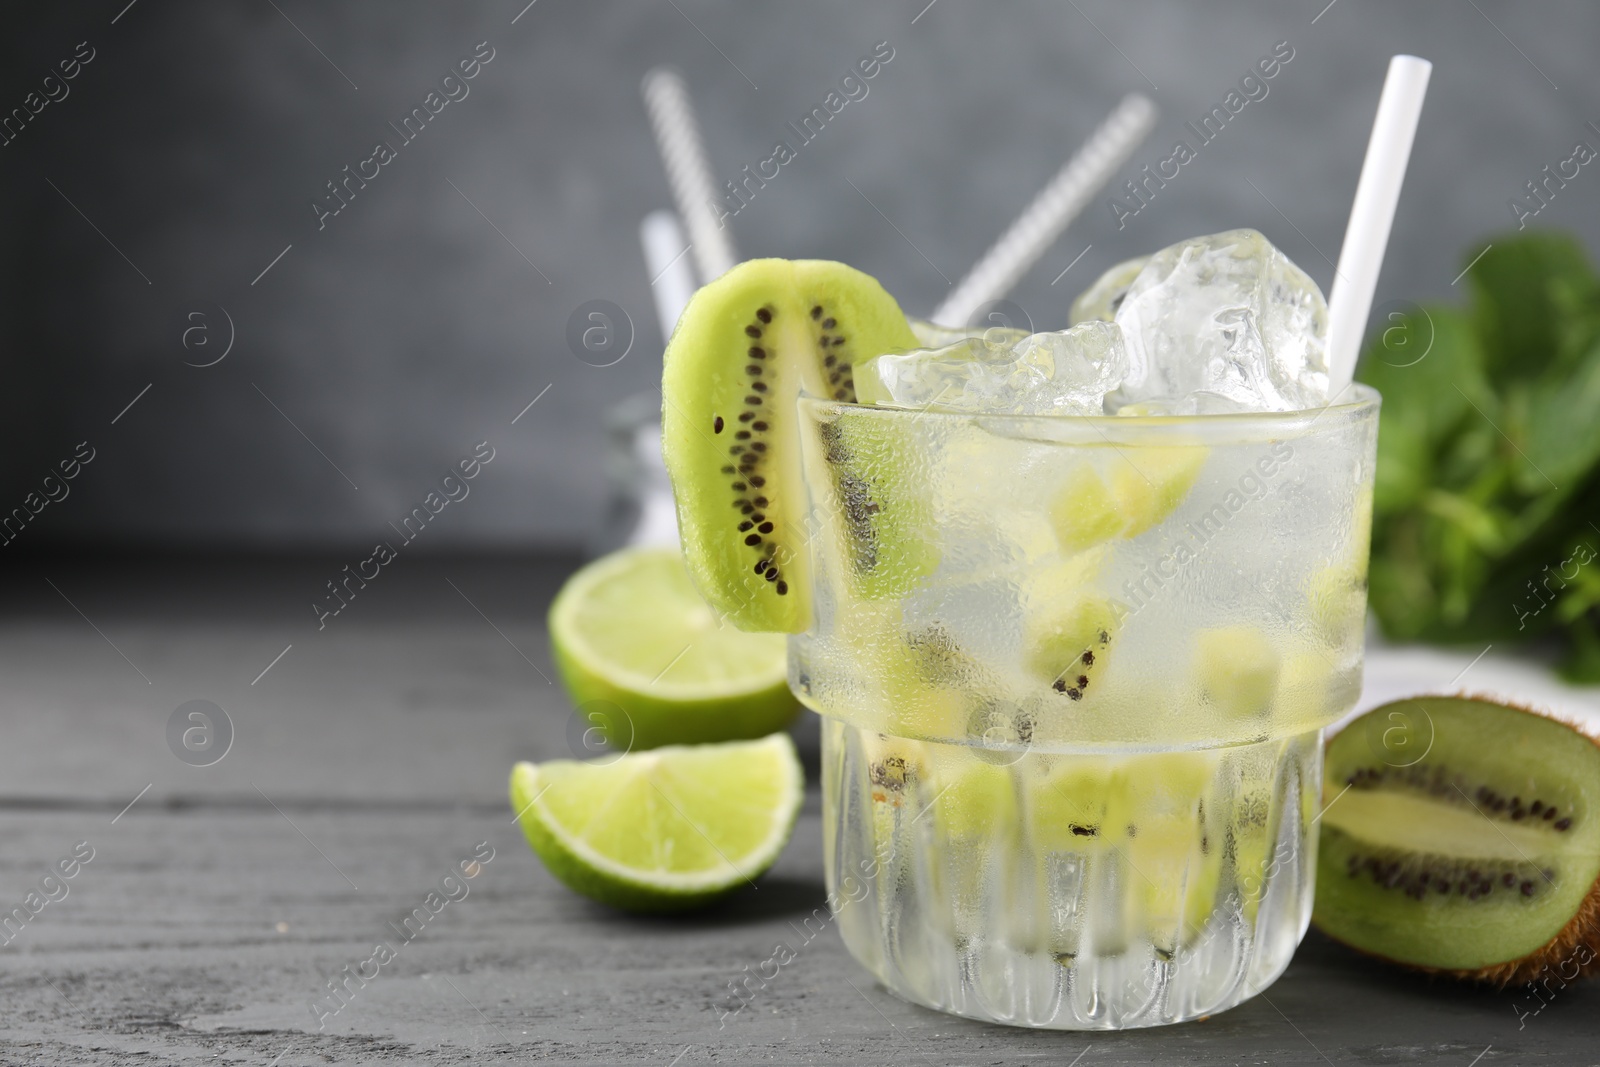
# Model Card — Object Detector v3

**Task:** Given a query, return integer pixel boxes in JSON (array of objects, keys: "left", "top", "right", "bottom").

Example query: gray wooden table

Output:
[{"left": 0, "top": 556, "right": 1589, "bottom": 1065}]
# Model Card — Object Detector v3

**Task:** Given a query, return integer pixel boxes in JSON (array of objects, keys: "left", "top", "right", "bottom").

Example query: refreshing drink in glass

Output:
[
  {"left": 791, "top": 387, "right": 1377, "bottom": 1029},
  {"left": 659, "top": 231, "right": 1378, "bottom": 1031}
]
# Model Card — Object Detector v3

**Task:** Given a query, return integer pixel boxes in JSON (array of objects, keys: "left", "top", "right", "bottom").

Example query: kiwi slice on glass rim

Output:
[
  {"left": 1313, "top": 695, "right": 1600, "bottom": 985},
  {"left": 662, "top": 259, "right": 920, "bottom": 633}
]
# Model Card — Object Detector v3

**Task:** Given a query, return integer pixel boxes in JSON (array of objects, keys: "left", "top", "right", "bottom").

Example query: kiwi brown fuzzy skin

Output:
[{"left": 1315, "top": 693, "right": 1600, "bottom": 987}]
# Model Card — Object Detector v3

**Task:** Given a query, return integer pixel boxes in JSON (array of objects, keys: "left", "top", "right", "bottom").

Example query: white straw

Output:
[
  {"left": 639, "top": 210, "right": 697, "bottom": 342},
  {"left": 631, "top": 210, "right": 695, "bottom": 550},
  {"left": 931, "top": 93, "right": 1157, "bottom": 328},
  {"left": 1326, "top": 55, "right": 1432, "bottom": 393},
  {"left": 641, "top": 67, "right": 739, "bottom": 283},
  {"left": 627, "top": 423, "right": 681, "bottom": 549}
]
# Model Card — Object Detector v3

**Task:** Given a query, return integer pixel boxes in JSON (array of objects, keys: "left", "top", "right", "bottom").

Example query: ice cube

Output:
[
  {"left": 1109, "top": 229, "right": 1329, "bottom": 413},
  {"left": 1069, "top": 255, "right": 1149, "bottom": 325},
  {"left": 1115, "top": 393, "right": 1259, "bottom": 416},
  {"left": 857, "top": 321, "right": 1129, "bottom": 415},
  {"left": 907, "top": 317, "right": 1030, "bottom": 349}
]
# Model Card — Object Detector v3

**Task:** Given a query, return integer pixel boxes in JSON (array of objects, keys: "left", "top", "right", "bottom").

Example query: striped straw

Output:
[
  {"left": 641, "top": 67, "right": 739, "bottom": 283},
  {"left": 932, "top": 93, "right": 1157, "bottom": 327}
]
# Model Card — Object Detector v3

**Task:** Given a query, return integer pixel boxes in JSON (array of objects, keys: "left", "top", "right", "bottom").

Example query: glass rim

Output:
[{"left": 798, "top": 383, "right": 1380, "bottom": 445}]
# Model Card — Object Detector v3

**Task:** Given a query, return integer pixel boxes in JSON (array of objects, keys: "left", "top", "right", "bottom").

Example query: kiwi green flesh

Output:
[
  {"left": 1313, "top": 696, "right": 1600, "bottom": 983},
  {"left": 809, "top": 411, "right": 940, "bottom": 602},
  {"left": 661, "top": 259, "right": 920, "bottom": 633}
]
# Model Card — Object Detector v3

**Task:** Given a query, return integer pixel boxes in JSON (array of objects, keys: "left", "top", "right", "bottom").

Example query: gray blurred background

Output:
[{"left": 2, "top": 0, "right": 1594, "bottom": 553}]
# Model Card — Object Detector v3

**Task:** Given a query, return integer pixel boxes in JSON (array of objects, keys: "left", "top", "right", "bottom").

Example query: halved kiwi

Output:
[
  {"left": 661, "top": 259, "right": 920, "bottom": 632},
  {"left": 1314, "top": 695, "right": 1600, "bottom": 985}
]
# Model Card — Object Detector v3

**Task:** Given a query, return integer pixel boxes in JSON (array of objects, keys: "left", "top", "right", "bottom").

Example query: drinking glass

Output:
[{"left": 789, "top": 387, "right": 1379, "bottom": 1029}]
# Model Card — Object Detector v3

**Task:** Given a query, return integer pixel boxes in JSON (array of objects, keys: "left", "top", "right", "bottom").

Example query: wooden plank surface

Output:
[{"left": 1, "top": 556, "right": 1594, "bottom": 1065}]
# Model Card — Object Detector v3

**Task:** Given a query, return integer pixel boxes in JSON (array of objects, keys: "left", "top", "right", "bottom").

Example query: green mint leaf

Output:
[{"left": 1467, "top": 232, "right": 1596, "bottom": 382}]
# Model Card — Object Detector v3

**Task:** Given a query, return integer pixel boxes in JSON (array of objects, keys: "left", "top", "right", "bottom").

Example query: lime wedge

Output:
[
  {"left": 549, "top": 547, "right": 799, "bottom": 750},
  {"left": 510, "top": 733, "right": 804, "bottom": 912}
]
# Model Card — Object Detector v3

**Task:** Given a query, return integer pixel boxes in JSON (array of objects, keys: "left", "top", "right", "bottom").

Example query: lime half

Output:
[
  {"left": 549, "top": 547, "right": 798, "bottom": 750},
  {"left": 510, "top": 733, "right": 804, "bottom": 912}
]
